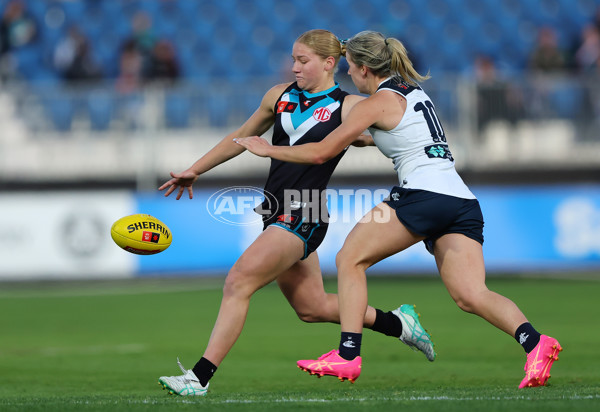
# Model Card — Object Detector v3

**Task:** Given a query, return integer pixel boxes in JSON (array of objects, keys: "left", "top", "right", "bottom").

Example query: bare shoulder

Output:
[
  {"left": 266, "top": 82, "right": 294, "bottom": 99},
  {"left": 367, "top": 90, "right": 407, "bottom": 130},
  {"left": 344, "top": 94, "right": 366, "bottom": 108},
  {"left": 261, "top": 82, "right": 294, "bottom": 109},
  {"left": 341, "top": 94, "right": 366, "bottom": 120}
]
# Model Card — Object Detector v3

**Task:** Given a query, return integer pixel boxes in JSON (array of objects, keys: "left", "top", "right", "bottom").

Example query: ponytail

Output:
[
  {"left": 386, "top": 37, "right": 430, "bottom": 85},
  {"left": 345, "top": 31, "right": 429, "bottom": 86}
]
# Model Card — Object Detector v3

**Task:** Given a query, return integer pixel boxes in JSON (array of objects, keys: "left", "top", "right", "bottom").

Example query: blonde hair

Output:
[
  {"left": 344, "top": 31, "right": 429, "bottom": 85},
  {"left": 296, "top": 29, "right": 343, "bottom": 70}
]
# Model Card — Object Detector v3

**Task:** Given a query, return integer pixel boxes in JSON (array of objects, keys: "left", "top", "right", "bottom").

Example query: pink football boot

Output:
[
  {"left": 519, "top": 335, "right": 563, "bottom": 388},
  {"left": 297, "top": 349, "right": 362, "bottom": 383}
]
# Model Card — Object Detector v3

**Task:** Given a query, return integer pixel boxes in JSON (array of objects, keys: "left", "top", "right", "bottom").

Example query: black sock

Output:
[
  {"left": 338, "top": 332, "right": 362, "bottom": 360},
  {"left": 370, "top": 309, "right": 403, "bottom": 338},
  {"left": 515, "top": 322, "right": 542, "bottom": 353},
  {"left": 192, "top": 357, "right": 217, "bottom": 386}
]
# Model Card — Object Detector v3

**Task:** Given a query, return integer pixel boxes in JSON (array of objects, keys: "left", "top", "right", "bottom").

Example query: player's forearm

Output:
[
  {"left": 190, "top": 135, "right": 246, "bottom": 175},
  {"left": 267, "top": 142, "right": 332, "bottom": 165}
]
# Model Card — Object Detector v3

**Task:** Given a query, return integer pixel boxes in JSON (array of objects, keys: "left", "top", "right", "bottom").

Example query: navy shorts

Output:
[
  {"left": 262, "top": 209, "right": 328, "bottom": 260},
  {"left": 383, "top": 187, "right": 484, "bottom": 254}
]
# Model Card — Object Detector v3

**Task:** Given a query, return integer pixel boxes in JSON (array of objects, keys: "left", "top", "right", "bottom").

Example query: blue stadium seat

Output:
[
  {"left": 550, "top": 84, "right": 584, "bottom": 119},
  {"left": 206, "top": 93, "right": 229, "bottom": 127},
  {"left": 87, "top": 90, "right": 114, "bottom": 131},
  {"left": 175, "top": 0, "right": 200, "bottom": 15},
  {"left": 13, "top": 46, "right": 42, "bottom": 80},
  {"left": 23, "top": 0, "right": 49, "bottom": 22},
  {"left": 78, "top": 7, "right": 105, "bottom": 42},
  {"left": 45, "top": 95, "right": 74, "bottom": 132},
  {"left": 164, "top": 91, "right": 191, "bottom": 129},
  {"left": 233, "top": 1, "right": 261, "bottom": 24},
  {"left": 153, "top": 18, "right": 178, "bottom": 41},
  {"left": 126, "top": 0, "right": 159, "bottom": 17},
  {"left": 57, "top": 0, "right": 86, "bottom": 20}
]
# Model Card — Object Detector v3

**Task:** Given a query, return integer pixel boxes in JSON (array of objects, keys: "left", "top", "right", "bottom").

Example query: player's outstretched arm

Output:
[{"left": 159, "top": 83, "right": 290, "bottom": 199}]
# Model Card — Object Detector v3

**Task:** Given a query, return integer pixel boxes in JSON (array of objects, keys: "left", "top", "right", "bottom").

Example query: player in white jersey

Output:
[
  {"left": 369, "top": 78, "right": 475, "bottom": 200},
  {"left": 236, "top": 31, "right": 562, "bottom": 388}
]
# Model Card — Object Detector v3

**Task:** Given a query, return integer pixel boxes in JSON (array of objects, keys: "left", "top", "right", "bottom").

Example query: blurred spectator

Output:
[
  {"left": 127, "top": 10, "right": 156, "bottom": 74},
  {"left": 574, "top": 25, "right": 600, "bottom": 73},
  {"left": 145, "top": 40, "right": 180, "bottom": 83},
  {"left": 53, "top": 26, "right": 102, "bottom": 82},
  {"left": 0, "top": 0, "right": 37, "bottom": 54},
  {"left": 116, "top": 39, "right": 144, "bottom": 129},
  {"left": 573, "top": 21, "right": 600, "bottom": 140},
  {"left": 473, "top": 55, "right": 522, "bottom": 132},
  {"left": 116, "top": 39, "right": 143, "bottom": 93},
  {"left": 528, "top": 27, "right": 567, "bottom": 73},
  {"left": 0, "top": 0, "right": 38, "bottom": 79}
]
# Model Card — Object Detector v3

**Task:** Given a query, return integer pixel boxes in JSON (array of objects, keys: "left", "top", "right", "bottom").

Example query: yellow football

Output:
[{"left": 110, "top": 214, "right": 172, "bottom": 255}]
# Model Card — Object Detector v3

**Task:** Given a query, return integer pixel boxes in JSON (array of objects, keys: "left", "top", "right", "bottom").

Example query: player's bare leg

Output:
[
  {"left": 160, "top": 227, "right": 305, "bottom": 396},
  {"left": 297, "top": 203, "right": 434, "bottom": 381},
  {"left": 276, "top": 252, "right": 377, "bottom": 327},
  {"left": 433, "top": 233, "right": 527, "bottom": 335},
  {"left": 433, "top": 233, "right": 562, "bottom": 388},
  {"left": 202, "top": 227, "right": 305, "bottom": 365},
  {"left": 335, "top": 203, "right": 424, "bottom": 334}
]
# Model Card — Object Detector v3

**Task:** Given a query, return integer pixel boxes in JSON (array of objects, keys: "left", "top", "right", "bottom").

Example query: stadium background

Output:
[{"left": 0, "top": 0, "right": 599, "bottom": 279}]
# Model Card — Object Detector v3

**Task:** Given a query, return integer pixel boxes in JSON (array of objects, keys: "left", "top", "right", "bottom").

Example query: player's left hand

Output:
[
  {"left": 351, "top": 133, "right": 374, "bottom": 147},
  {"left": 233, "top": 136, "right": 272, "bottom": 157}
]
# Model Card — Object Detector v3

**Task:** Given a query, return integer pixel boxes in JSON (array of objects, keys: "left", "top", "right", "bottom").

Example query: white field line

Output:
[
  {"left": 215, "top": 394, "right": 600, "bottom": 403},
  {"left": 3, "top": 394, "right": 600, "bottom": 406}
]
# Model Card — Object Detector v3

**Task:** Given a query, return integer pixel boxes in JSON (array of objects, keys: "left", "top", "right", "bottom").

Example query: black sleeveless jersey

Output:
[{"left": 259, "top": 82, "right": 348, "bottom": 221}]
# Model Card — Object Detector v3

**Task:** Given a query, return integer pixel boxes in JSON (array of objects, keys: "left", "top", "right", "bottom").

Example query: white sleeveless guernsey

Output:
[{"left": 368, "top": 77, "right": 475, "bottom": 200}]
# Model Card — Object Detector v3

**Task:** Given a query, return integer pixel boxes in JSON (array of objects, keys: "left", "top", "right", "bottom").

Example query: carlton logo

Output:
[{"left": 312, "top": 107, "right": 331, "bottom": 122}]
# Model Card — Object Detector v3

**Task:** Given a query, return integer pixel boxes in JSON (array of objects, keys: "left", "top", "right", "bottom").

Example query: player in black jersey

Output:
[{"left": 156, "top": 30, "right": 434, "bottom": 396}]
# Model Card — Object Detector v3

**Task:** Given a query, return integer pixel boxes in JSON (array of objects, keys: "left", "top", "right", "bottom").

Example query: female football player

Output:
[
  {"left": 157, "top": 29, "right": 435, "bottom": 396},
  {"left": 236, "top": 30, "right": 562, "bottom": 388}
]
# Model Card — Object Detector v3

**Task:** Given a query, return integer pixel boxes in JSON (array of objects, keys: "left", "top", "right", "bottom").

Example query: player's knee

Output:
[
  {"left": 452, "top": 293, "right": 482, "bottom": 314},
  {"left": 336, "top": 247, "right": 356, "bottom": 269},
  {"left": 295, "top": 309, "right": 322, "bottom": 323},
  {"left": 454, "top": 297, "right": 475, "bottom": 314},
  {"left": 288, "top": 299, "right": 327, "bottom": 323},
  {"left": 222, "top": 267, "right": 255, "bottom": 299},
  {"left": 335, "top": 248, "right": 370, "bottom": 272}
]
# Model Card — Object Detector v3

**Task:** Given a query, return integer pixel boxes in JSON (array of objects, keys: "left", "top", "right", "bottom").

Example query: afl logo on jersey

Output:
[{"left": 312, "top": 107, "right": 331, "bottom": 122}]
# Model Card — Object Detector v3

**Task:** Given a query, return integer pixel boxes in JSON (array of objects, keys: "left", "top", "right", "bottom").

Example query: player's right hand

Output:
[{"left": 158, "top": 170, "right": 199, "bottom": 200}]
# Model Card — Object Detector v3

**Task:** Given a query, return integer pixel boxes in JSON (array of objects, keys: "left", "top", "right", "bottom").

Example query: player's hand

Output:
[
  {"left": 233, "top": 136, "right": 272, "bottom": 157},
  {"left": 158, "top": 170, "right": 199, "bottom": 200},
  {"left": 351, "top": 133, "right": 374, "bottom": 147}
]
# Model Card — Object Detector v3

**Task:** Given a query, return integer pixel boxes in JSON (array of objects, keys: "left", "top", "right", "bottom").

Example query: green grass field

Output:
[{"left": 1, "top": 275, "right": 599, "bottom": 411}]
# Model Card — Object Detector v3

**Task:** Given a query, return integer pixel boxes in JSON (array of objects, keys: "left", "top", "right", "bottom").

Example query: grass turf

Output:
[{"left": 1, "top": 276, "right": 599, "bottom": 411}]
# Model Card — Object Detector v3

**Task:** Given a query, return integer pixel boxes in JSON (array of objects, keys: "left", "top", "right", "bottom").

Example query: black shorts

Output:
[
  {"left": 383, "top": 187, "right": 484, "bottom": 254},
  {"left": 262, "top": 210, "right": 328, "bottom": 260}
]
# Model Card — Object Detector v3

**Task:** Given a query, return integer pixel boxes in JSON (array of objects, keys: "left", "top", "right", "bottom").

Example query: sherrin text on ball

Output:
[{"left": 110, "top": 214, "right": 172, "bottom": 255}]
